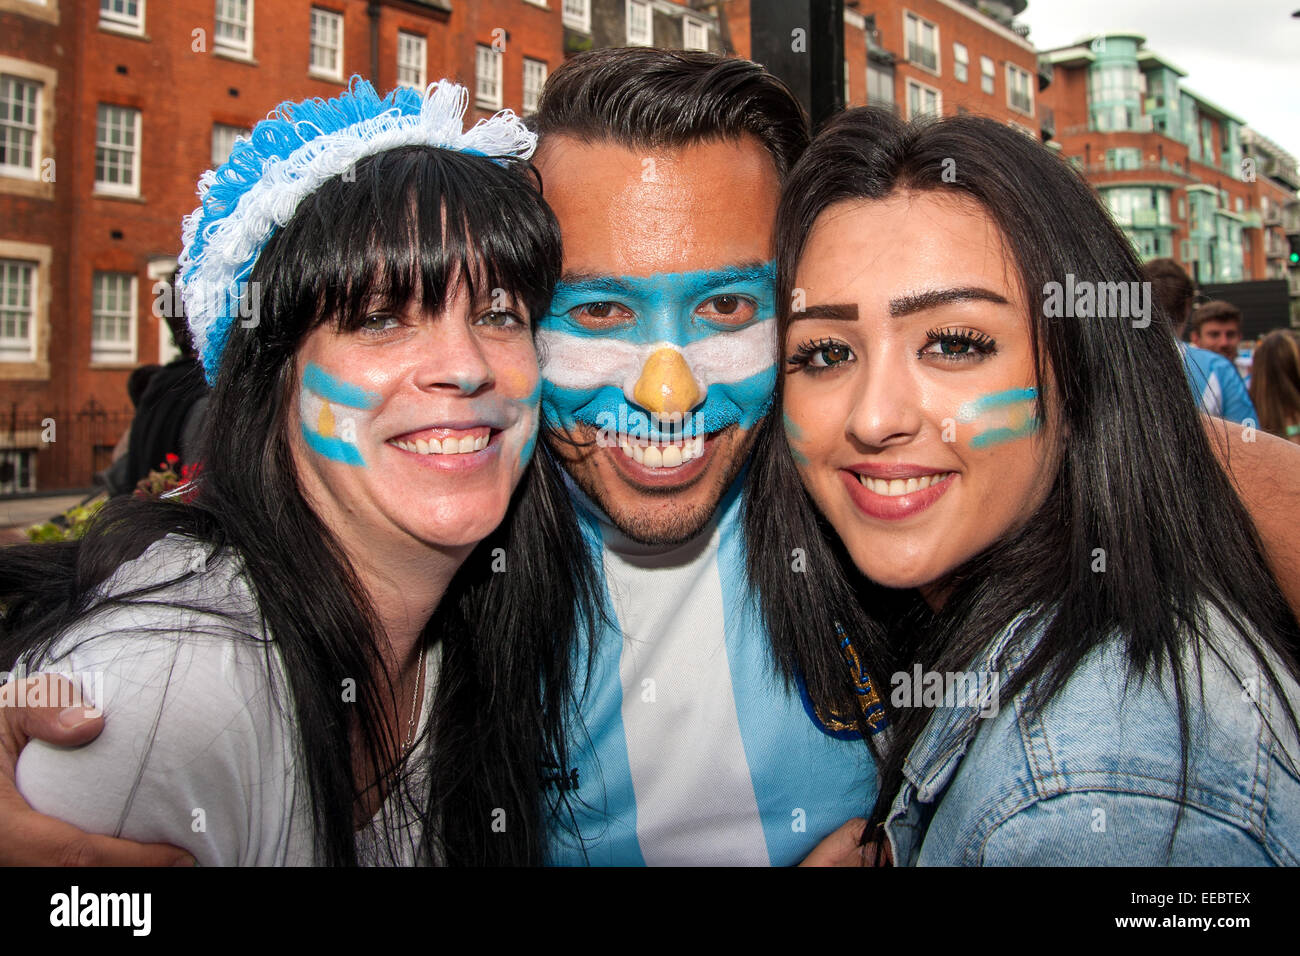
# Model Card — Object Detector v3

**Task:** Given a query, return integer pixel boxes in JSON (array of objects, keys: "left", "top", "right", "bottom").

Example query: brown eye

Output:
[
  {"left": 697, "top": 295, "right": 756, "bottom": 326},
  {"left": 587, "top": 302, "right": 613, "bottom": 318}
]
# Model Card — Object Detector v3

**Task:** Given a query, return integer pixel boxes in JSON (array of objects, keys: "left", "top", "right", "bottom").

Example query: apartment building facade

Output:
[{"left": 1039, "top": 32, "right": 1300, "bottom": 314}]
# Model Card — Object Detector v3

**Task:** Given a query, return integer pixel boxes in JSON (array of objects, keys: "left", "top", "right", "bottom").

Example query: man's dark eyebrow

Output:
[
  {"left": 790, "top": 303, "right": 859, "bottom": 322},
  {"left": 889, "top": 287, "right": 1008, "bottom": 317}
]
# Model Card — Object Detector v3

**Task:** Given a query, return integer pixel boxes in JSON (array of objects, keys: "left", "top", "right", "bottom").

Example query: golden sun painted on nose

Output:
[{"left": 633, "top": 348, "right": 700, "bottom": 416}]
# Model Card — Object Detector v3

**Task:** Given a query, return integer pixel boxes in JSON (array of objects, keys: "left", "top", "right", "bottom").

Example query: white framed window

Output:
[
  {"left": 475, "top": 44, "right": 502, "bottom": 110},
  {"left": 626, "top": 0, "right": 651, "bottom": 46},
  {"left": 99, "top": 0, "right": 145, "bottom": 35},
  {"left": 980, "top": 55, "right": 995, "bottom": 95},
  {"left": 91, "top": 272, "right": 137, "bottom": 365},
  {"left": 0, "top": 75, "right": 40, "bottom": 179},
  {"left": 906, "top": 79, "right": 940, "bottom": 121},
  {"left": 309, "top": 7, "right": 343, "bottom": 80},
  {"left": 214, "top": 0, "right": 253, "bottom": 58},
  {"left": 904, "top": 11, "right": 939, "bottom": 74},
  {"left": 397, "top": 31, "right": 427, "bottom": 89},
  {"left": 683, "top": 17, "right": 709, "bottom": 52},
  {"left": 94, "top": 104, "right": 141, "bottom": 197},
  {"left": 0, "top": 259, "right": 36, "bottom": 361},
  {"left": 562, "top": 0, "right": 590, "bottom": 33},
  {"left": 211, "top": 123, "right": 248, "bottom": 166},
  {"left": 867, "top": 63, "right": 893, "bottom": 107},
  {"left": 953, "top": 43, "right": 968, "bottom": 83},
  {"left": 1006, "top": 63, "right": 1033, "bottom": 115},
  {"left": 523, "top": 58, "right": 547, "bottom": 113}
]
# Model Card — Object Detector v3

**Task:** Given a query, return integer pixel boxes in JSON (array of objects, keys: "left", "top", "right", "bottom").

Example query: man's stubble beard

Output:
[{"left": 547, "top": 422, "right": 762, "bottom": 547}]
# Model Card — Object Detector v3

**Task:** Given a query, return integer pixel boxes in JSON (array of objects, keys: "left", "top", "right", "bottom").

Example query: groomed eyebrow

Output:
[
  {"left": 555, "top": 261, "right": 776, "bottom": 293},
  {"left": 790, "top": 303, "right": 859, "bottom": 322},
  {"left": 889, "top": 287, "right": 1008, "bottom": 317}
]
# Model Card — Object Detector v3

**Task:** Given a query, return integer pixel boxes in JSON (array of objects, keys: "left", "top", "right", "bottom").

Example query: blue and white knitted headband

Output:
[{"left": 177, "top": 76, "right": 537, "bottom": 384}]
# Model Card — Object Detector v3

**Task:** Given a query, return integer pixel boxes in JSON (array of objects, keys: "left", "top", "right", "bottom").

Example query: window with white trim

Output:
[
  {"left": 906, "top": 79, "right": 940, "bottom": 121},
  {"left": 211, "top": 123, "right": 248, "bottom": 166},
  {"left": 904, "top": 11, "right": 938, "bottom": 73},
  {"left": 215, "top": 0, "right": 253, "bottom": 58},
  {"left": 953, "top": 43, "right": 968, "bottom": 83},
  {"left": 475, "top": 44, "right": 502, "bottom": 110},
  {"left": 0, "top": 259, "right": 36, "bottom": 361},
  {"left": 91, "top": 272, "right": 137, "bottom": 365},
  {"left": 1006, "top": 63, "right": 1033, "bottom": 115},
  {"left": 980, "top": 55, "right": 995, "bottom": 95},
  {"left": 94, "top": 104, "right": 141, "bottom": 197},
  {"left": 562, "top": 0, "right": 590, "bottom": 32},
  {"left": 683, "top": 17, "right": 709, "bottom": 52},
  {"left": 626, "top": 0, "right": 651, "bottom": 46},
  {"left": 397, "top": 31, "right": 427, "bottom": 89},
  {"left": 0, "top": 76, "right": 40, "bottom": 179},
  {"left": 523, "top": 58, "right": 547, "bottom": 114},
  {"left": 309, "top": 8, "right": 343, "bottom": 80},
  {"left": 99, "top": 0, "right": 145, "bottom": 35}
]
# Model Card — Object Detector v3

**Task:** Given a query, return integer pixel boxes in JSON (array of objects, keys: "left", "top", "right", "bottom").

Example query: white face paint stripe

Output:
[{"left": 538, "top": 318, "right": 777, "bottom": 394}]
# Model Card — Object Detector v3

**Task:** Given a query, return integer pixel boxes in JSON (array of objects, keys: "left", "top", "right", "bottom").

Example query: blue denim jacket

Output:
[{"left": 884, "top": 607, "right": 1300, "bottom": 865}]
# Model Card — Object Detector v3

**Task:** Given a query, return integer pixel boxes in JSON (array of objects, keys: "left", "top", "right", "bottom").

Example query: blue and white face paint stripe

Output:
[
  {"left": 299, "top": 362, "right": 381, "bottom": 466},
  {"left": 537, "top": 262, "right": 779, "bottom": 443}
]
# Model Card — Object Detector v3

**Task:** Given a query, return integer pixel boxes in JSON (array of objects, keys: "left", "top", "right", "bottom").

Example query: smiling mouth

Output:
[
  {"left": 615, "top": 433, "right": 707, "bottom": 470},
  {"left": 388, "top": 426, "right": 497, "bottom": 456},
  {"left": 854, "top": 472, "right": 954, "bottom": 496}
]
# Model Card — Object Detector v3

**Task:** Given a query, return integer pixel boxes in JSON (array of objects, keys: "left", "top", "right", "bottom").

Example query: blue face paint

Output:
[
  {"left": 537, "top": 262, "right": 778, "bottom": 438},
  {"left": 514, "top": 378, "right": 543, "bottom": 466},
  {"left": 959, "top": 386, "right": 1041, "bottom": 449},
  {"left": 783, "top": 411, "right": 809, "bottom": 466},
  {"left": 302, "top": 362, "right": 381, "bottom": 409},
  {"left": 299, "top": 362, "right": 380, "bottom": 466}
]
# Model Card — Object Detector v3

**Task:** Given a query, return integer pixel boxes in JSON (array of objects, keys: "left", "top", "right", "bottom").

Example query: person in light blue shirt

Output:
[
  {"left": 1143, "top": 259, "right": 1257, "bottom": 424},
  {"left": 756, "top": 109, "right": 1300, "bottom": 866}
]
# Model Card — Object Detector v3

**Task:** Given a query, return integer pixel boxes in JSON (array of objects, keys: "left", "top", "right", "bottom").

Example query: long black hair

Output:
[
  {"left": 0, "top": 144, "right": 602, "bottom": 865},
  {"left": 746, "top": 108, "right": 1300, "bottom": 847}
]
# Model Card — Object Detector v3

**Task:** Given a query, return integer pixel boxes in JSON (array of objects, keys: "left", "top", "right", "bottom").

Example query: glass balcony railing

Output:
[{"left": 907, "top": 42, "right": 937, "bottom": 71}]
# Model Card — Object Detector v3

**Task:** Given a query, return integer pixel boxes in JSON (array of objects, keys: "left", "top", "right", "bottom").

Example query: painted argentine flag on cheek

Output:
[{"left": 298, "top": 362, "right": 379, "bottom": 467}]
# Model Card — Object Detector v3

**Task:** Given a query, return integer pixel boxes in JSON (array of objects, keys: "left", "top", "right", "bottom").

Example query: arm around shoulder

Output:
[{"left": 15, "top": 629, "right": 294, "bottom": 866}]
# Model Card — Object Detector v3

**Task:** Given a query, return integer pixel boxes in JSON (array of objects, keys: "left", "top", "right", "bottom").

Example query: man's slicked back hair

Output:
[{"left": 532, "top": 47, "right": 809, "bottom": 179}]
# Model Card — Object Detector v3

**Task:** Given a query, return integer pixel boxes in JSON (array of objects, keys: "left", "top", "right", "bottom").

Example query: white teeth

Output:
[
  {"left": 390, "top": 433, "right": 490, "bottom": 456},
  {"left": 614, "top": 433, "right": 706, "bottom": 470},
  {"left": 857, "top": 472, "right": 951, "bottom": 496}
]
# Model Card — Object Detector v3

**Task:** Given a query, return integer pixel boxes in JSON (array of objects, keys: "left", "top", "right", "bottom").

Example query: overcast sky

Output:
[{"left": 1020, "top": 0, "right": 1300, "bottom": 163}]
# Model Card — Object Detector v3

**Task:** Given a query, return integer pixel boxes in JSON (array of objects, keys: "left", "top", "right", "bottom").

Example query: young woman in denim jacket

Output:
[{"left": 746, "top": 108, "right": 1300, "bottom": 865}]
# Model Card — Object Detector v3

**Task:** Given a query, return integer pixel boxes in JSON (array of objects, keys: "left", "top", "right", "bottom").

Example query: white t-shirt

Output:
[{"left": 15, "top": 535, "right": 438, "bottom": 866}]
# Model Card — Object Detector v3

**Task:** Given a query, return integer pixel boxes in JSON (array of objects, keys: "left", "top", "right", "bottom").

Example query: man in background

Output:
[
  {"left": 1143, "top": 258, "right": 1256, "bottom": 425},
  {"left": 1190, "top": 299, "right": 1245, "bottom": 365}
]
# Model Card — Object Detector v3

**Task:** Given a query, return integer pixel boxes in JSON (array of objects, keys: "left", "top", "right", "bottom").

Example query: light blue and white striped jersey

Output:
[
  {"left": 1179, "top": 342, "right": 1257, "bottom": 425},
  {"left": 546, "top": 475, "right": 878, "bottom": 866}
]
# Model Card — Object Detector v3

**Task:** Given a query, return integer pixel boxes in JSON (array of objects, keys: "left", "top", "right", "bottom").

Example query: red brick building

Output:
[
  {"left": 0, "top": 0, "right": 567, "bottom": 493},
  {"left": 724, "top": 0, "right": 1050, "bottom": 139},
  {"left": 1038, "top": 33, "right": 1300, "bottom": 320}
]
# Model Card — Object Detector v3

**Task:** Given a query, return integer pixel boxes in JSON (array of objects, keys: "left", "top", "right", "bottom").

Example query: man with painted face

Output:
[
  {"left": 5, "top": 49, "right": 1300, "bottom": 867},
  {"left": 529, "top": 49, "right": 880, "bottom": 864}
]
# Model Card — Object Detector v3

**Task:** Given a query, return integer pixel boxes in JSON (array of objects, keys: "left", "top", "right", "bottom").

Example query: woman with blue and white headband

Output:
[{"left": 0, "top": 79, "right": 601, "bottom": 865}]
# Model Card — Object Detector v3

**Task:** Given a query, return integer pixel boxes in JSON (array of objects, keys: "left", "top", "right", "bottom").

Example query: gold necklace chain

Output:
[{"left": 403, "top": 642, "right": 427, "bottom": 753}]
